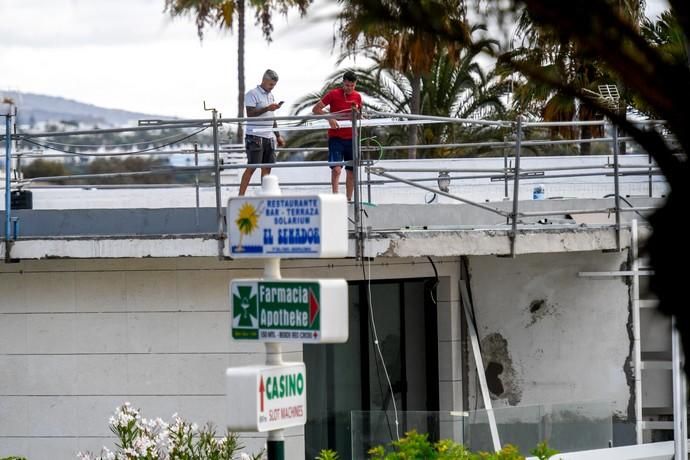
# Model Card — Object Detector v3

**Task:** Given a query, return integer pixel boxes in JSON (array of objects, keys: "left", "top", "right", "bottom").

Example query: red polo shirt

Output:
[{"left": 321, "top": 88, "right": 362, "bottom": 139}]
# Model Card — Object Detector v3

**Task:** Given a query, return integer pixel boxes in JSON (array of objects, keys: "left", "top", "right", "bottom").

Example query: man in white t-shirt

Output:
[{"left": 239, "top": 69, "right": 285, "bottom": 196}]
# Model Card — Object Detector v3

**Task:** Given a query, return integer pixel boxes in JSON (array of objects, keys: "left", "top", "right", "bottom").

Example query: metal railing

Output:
[{"left": 1, "top": 109, "right": 671, "bottom": 260}]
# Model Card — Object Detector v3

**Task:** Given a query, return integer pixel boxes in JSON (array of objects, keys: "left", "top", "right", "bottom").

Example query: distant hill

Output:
[{"left": 0, "top": 91, "right": 171, "bottom": 126}]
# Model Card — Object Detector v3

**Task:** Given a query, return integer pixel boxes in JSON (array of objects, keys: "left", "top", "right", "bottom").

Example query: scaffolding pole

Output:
[{"left": 460, "top": 281, "right": 501, "bottom": 452}]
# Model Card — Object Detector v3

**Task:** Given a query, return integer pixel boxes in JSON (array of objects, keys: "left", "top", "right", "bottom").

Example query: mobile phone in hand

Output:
[{"left": 278, "top": 101, "right": 285, "bottom": 105}]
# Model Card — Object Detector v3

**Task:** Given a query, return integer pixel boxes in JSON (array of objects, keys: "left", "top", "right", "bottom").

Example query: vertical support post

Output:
[
  {"left": 265, "top": 319, "right": 285, "bottom": 460},
  {"left": 260, "top": 175, "right": 285, "bottom": 460},
  {"left": 352, "top": 106, "right": 362, "bottom": 260},
  {"left": 672, "top": 316, "right": 688, "bottom": 458},
  {"left": 267, "top": 429, "right": 285, "bottom": 460},
  {"left": 194, "top": 143, "right": 200, "bottom": 228},
  {"left": 648, "top": 153, "right": 653, "bottom": 198},
  {"left": 212, "top": 110, "right": 224, "bottom": 258},
  {"left": 503, "top": 144, "right": 509, "bottom": 200},
  {"left": 631, "top": 219, "right": 643, "bottom": 444},
  {"left": 4, "top": 114, "right": 12, "bottom": 249},
  {"left": 460, "top": 281, "right": 501, "bottom": 452},
  {"left": 510, "top": 117, "right": 522, "bottom": 257},
  {"left": 367, "top": 163, "right": 372, "bottom": 205},
  {"left": 611, "top": 122, "right": 622, "bottom": 251},
  {"left": 13, "top": 108, "right": 20, "bottom": 184}
]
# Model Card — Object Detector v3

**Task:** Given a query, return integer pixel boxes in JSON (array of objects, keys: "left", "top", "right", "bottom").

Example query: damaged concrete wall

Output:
[{"left": 466, "top": 251, "right": 631, "bottom": 434}]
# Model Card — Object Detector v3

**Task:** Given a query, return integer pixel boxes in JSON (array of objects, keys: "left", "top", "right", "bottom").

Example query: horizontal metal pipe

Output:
[
  {"left": 373, "top": 167, "right": 508, "bottom": 173},
  {"left": 218, "top": 113, "right": 337, "bottom": 123},
  {"left": 220, "top": 160, "right": 348, "bottom": 170},
  {"left": 8, "top": 150, "right": 218, "bottom": 158},
  {"left": 274, "top": 147, "right": 330, "bottom": 152},
  {"left": 615, "top": 164, "right": 659, "bottom": 169},
  {"left": 135, "top": 115, "right": 663, "bottom": 127},
  {"left": 517, "top": 164, "right": 608, "bottom": 173},
  {"left": 523, "top": 120, "right": 607, "bottom": 127},
  {"left": 521, "top": 164, "right": 657, "bottom": 173},
  {"left": 14, "top": 123, "right": 209, "bottom": 139},
  {"left": 373, "top": 164, "right": 660, "bottom": 174},
  {"left": 619, "top": 207, "right": 660, "bottom": 212},
  {"left": 19, "top": 170, "right": 183, "bottom": 182},
  {"left": 137, "top": 118, "right": 212, "bottom": 125},
  {"left": 522, "top": 136, "right": 633, "bottom": 146},
  {"left": 21, "top": 183, "right": 202, "bottom": 189},
  {"left": 519, "top": 206, "right": 658, "bottom": 217},
  {"left": 20, "top": 179, "right": 366, "bottom": 189},
  {"left": 1, "top": 134, "right": 645, "bottom": 155},
  {"left": 519, "top": 208, "right": 613, "bottom": 217},
  {"left": 16, "top": 165, "right": 665, "bottom": 186},
  {"left": 356, "top": 136, "right": 634, "bottom": 152},
  {"left": 511, "top": 170, "right": 663, "bottom": 181},
  {"left": 370, "top": 111, "right": 512, "bottom": 127}
]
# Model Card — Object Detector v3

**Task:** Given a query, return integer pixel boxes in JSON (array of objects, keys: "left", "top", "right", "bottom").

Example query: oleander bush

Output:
[{"left": 76, "top": 402, "right": 261, "bottom": 460}]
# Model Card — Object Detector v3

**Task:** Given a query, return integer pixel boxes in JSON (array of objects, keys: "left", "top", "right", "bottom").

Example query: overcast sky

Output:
[{"left": 0, "top": 0, "right": 670, "bottom": 119}]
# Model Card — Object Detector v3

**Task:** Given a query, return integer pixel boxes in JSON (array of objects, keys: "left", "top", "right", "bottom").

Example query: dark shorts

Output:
[
  {"left": 245, "top": 135, "right": 276, "bottom": 165},
  {"left": 328, "top": 137, "right": 353, "bottom": 171}
]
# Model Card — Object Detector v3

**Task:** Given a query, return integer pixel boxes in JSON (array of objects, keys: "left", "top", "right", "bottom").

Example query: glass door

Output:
[{"left": 304, "top": 278, "right": 438, "bottom": 459}]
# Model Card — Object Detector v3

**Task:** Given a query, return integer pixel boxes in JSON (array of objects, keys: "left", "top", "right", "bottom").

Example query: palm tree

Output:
[
  {"left": 502, "top": 14, "right": 611, "bottom": 152},
  {"left": 328, "top": 0, "right": 690, "bottom": 378},
  {"left": 289, "top": 45, "right": 509, "bottom": 158},
  {"left": 163, "top": 0, "right": 311, "bottom": 141},
  {"left": 336, "top": 0, "right": 472, "bottom": 158},
  {"left": 501, "top": 1, "right": 646, "bottom": 153},
  {"left": 637, "top": 10, "right": 690, "bottom": 116},
  {"left": 234, "top": 202, "right": 260, "bottom": 251}
]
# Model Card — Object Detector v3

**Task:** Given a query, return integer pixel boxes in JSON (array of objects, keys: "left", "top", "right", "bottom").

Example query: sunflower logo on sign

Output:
[{"left": 235, "top": 202, "right": 260, "bottom": 252}]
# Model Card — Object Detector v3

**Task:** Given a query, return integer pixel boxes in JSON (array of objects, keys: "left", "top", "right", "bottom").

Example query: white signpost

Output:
[
  {"left": 225, "top": 175, "right": 349, "bottom": 460},
  {"left": 226, "top": 363, "right": 307, "bottom": 432}
]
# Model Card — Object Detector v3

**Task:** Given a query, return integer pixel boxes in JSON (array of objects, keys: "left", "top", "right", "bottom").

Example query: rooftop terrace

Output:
[{"left": 1, "top": 112, "right": 669, "bottom": 260}]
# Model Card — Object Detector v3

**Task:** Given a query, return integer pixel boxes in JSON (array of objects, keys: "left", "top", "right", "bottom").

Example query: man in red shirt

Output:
[{"left": 312, "top": 71, "right": 363, "bottom": 201}]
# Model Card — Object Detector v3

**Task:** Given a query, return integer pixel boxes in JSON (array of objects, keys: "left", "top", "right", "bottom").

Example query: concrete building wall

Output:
[
  {"left": 466, "top": 251, "right": 632, "bottom": 434},
  {"left": 0, "top": 256, "right": 463, "bottom": 460},
  {"left": 0, "top": 248, "right": 643, "bottom": 458}
]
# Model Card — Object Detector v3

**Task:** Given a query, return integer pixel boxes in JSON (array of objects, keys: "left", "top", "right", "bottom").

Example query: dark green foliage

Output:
[{"left": 366, "top": 430, "right": 559, "bottom": 460}]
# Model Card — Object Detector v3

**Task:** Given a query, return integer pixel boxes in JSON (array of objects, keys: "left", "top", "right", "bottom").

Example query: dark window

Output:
[{"left": 304, "top": 278, "right": 439, "bottom": 459}]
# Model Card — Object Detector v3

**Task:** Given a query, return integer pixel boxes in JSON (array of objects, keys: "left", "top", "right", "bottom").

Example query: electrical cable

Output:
[
  {"left": 363, "top": 264, "right": 395, "bottom": 442},
  {"left": 426, "top": 256, "right": 440, "bottom": 305},
  {"left": 461, "top": 258, "right": 481, "bottom": 346},
  {"left": 602, "top": 193, "right": 648, "bottom": 219},
  {"left": 352, "top": 112, "right": 400, "bottom": 441},
  {"left": 24, "top": 128, "right": 204, "bottom": 148},
  {"left": 362, "top": 255, "right": 401, "bottom": 441},
  {"left": 425, "top": 192, "right": 438, "bottom": 204},
  {"left": 361, "top": 136, "right": 384, "bottom": 164},
  {"left": 19, "top": 127, "right": 209, "bottom": 157},
  {"left": 356, "top": 115, "right": 400, "bottom": 439}
]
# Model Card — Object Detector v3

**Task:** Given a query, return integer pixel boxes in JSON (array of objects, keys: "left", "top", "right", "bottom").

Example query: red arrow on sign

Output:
[
  {"left": 259, "top": 376, "right": 265, "bottom": 412},
  {"left": 309, "top": 288, "right": 320, "bottom": 325}
]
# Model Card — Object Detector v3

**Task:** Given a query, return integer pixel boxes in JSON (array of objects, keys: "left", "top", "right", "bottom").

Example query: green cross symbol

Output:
[{"left": 233, "top": 285, "right": 257, "bottom": 328}]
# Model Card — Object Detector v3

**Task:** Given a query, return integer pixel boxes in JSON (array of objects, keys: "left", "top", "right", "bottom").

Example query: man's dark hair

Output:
[{"left": 343, "top": 71, "right": 358, "bottom": 83}]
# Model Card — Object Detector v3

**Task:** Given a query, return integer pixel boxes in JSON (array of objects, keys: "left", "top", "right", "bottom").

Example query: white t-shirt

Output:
[{"left": 245, "top": 85, "right": 277, "bottom": 139}]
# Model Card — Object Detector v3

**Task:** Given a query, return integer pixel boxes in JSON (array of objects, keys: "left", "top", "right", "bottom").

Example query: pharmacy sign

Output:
[{"left": 231, "top": 279, "right": 348, "bottom": 343}]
